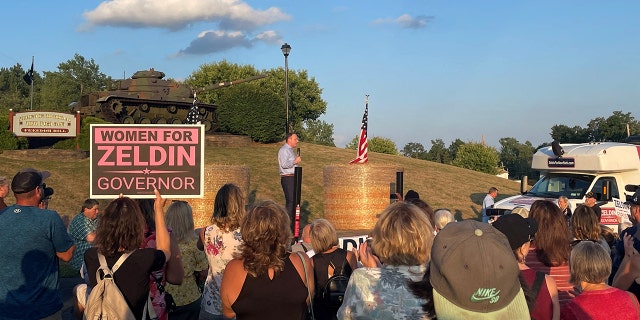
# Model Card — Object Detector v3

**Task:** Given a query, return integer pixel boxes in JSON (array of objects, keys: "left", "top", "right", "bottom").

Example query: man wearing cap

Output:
[
  {"left": 584, "top": 191, "right": 602, "bottom": 221},
  {"left": 429, "top": 220, "right": 530, "bottom": 319},
  {"left": 0, "top": 168, "right": 75, "bottom": 319},
  {"left": 611, "top": 191, "right": 640, "bottom": 285}
]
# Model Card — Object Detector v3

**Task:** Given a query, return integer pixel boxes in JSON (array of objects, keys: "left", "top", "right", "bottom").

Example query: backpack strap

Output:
[
  {"left": 337, "top": 250, "right": 348, "bottom": 276},
  {"left": 531, "top": 271, "right": 546, "bottom": 301},
  {"left": 96, "top": 250, "right": 134, "bottom": 280},
  {"left": 296, "top": 251, "right": 315, "bottom": 320}
]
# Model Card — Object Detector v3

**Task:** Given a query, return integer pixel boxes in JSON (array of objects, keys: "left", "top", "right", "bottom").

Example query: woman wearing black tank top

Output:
[
  {"left": 309, "top": 219, "right": 358, "bottom": 320},
  {"left": 220, "top": 200, "right": 314, "bottom": 320}
]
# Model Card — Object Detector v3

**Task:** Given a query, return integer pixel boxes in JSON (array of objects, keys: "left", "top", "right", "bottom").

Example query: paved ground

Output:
[{"left": 60, "top": 276, "right": 84, "bottom": 320}]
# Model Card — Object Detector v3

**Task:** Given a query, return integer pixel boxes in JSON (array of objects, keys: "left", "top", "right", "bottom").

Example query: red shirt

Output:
[{"left": 526, "top": 246, "right": 572, "bottom": 307}]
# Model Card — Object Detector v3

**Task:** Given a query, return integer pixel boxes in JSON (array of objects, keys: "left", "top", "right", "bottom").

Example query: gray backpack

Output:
[{"left": 84, "top": 251, "right": 155, "bottom": 320}]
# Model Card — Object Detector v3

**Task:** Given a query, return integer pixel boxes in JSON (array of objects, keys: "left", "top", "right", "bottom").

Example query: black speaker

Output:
[{"left": 551, "top": 141, "right": 564, "bottom": 157}]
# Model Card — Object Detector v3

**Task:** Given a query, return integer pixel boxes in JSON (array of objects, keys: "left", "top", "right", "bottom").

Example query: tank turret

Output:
[{"left": 72, "top": 69, "right": 267, "bottom": 132}]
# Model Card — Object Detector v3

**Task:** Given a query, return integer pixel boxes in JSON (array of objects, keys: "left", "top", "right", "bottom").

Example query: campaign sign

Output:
[{"left": 90, "top": 124, "right": 205, "bottom": 199}]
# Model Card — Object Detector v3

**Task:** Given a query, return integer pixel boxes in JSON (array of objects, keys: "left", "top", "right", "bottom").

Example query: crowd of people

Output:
[{"left": 3, "top": 166, "right": 640, "bottom": 319}]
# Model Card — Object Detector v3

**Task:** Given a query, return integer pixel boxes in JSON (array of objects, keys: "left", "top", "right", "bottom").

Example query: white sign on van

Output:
[{"left": 613, "top": 198, "right": 631, "bottom": 223}]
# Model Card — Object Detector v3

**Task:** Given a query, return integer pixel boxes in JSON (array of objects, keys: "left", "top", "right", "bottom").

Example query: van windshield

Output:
[{"left": 527, "top": 173, "right": 594, "bottom": 199}]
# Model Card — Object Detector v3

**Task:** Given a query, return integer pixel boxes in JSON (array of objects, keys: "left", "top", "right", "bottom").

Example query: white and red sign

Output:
[
  {"left": 90, "top": 124, "right": 205, "bottom": 198},
  {"left": 10, "top": 111, "right": 79, "bottom": 138}
]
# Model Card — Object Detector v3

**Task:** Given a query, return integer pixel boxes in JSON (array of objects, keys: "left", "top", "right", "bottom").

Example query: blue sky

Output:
[{"left": 2, "top": 1, "right": 639, "bottom": 149}]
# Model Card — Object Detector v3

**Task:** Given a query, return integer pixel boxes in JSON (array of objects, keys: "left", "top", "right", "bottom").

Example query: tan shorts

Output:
[{"left": 74, "top": 283, "right": 88, "bottom": 308}]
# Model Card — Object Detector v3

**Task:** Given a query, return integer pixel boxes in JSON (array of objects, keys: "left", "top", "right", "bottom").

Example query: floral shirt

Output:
[
  {"left": 165, "top": 237, "right": 209, "bottom": 306},
  {"left": 337, "top": 264, "right": 431, "bottom": 320},
  {"left": 142, "top": 229, "right": 168, "bottom": 320},
  {"left": 200, "top": 224, "right": 243, "bottom": 316}
]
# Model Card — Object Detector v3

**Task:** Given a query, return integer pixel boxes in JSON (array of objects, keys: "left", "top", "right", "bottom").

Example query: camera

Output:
[{"left": 40, "top": 183, "right": 54, "bottom": 202}]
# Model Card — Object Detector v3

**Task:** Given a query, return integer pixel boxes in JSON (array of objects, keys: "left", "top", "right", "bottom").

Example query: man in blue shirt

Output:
[
  {"left": 0, "top": 168, "right": 75, "bottom": 319},
  {"left": 482, "top": 187, "right": 498, "bottom": 223},
  {"left": 278, "top": 133, "right": 301, "bottom": 232}
]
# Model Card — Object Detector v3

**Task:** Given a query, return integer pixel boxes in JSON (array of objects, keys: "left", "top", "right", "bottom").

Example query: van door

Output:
[{"left": 590, "top": 176, "right": 620, "bottom": 226}]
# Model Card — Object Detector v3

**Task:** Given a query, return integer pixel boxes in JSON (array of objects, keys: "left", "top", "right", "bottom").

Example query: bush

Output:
[
  {"left": 0, "top": 114, "right": 28, "bottom": 151},
  {"left": 53, "top": 116, "right": 110, "bottom": 150},
  {"left": 217, "top": 84, "right": 285, "bottom": 143}
]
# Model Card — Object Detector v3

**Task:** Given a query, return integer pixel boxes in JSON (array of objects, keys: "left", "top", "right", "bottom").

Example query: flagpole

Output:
[{"left": 29, "top": 56, "right": 34, "bottom": 110}]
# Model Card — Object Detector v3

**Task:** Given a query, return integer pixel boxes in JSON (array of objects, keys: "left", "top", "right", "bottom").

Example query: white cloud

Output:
[
  {"left": 81, "top": 0, "right": 290, "bottom": 31},
  {"left": 372, "top": 14, "right": 433, "bottom": 29},
  {"left": 254, "top": 30, "right": 281, "bottom": 45}
]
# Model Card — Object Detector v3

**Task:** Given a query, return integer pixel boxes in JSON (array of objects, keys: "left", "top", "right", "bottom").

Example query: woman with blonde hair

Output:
[
  {"left": 309, "top": 218, "right": 357, "bottom": 320},
  {"left": 164, "top": 201, "right": 209, "bottom": 320},
  {"left": 526, "top": 200, "right": 572, "bottom": 306},
  {"left": 220, "top": 200, "right": 314, "bottom": 319},
  {"left": 200, "top": 183, "right": 246, "bottom": 320},
  {"left": 338, "top": 201, "right": 435, "bottom": 319}
]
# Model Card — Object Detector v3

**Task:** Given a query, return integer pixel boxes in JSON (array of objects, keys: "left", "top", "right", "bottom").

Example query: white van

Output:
[{"left": 489, "top": 142, "right": 640, "bottom": 228}]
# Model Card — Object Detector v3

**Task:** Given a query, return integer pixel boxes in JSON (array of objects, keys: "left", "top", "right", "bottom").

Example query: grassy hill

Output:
[{"left": 0, "top": 141, "right": 521, "bottom": 227}]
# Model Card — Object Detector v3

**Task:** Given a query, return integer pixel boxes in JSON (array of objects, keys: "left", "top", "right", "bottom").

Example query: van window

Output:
[
  {"left": 529, "top": 173, "right": 593, "bottom": 199},
  {"left": 590, "top": 177, "right": 620, "bottom": 200}
]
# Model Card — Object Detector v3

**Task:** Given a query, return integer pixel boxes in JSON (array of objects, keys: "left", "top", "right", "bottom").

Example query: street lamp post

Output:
[{"left": 281, "top": 43, "right": 291, "bottom": 134}]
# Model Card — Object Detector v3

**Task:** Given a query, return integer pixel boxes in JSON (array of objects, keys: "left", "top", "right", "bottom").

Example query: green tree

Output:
[
  {"left": 426, "top": 139, "right": 452, "bottom": 164},
  {"left": 39, "top": 53, "right": 113, "bottom": 112},
  {"left": 550, "top": 124, "right": 590, "bottom": 143},
  {"left": 448, "top": 139, "right": 465, "bottom": 161},
  {"left": 586, "top": 111, "right": 640, "bottom": 142},
  {"left": 550, "top": 111, "right": 640, "bottom": 143},
  {"left": 298, "top": 119, "right": 335, "bottom": 146},
  {"left": 452, "top": 142, "right": 499, "bottom": 174},
  {"left": 346, "top": 135, "right": 398, "bottom": 155},
  {"left": 189, "top": 60, "right": 327, "bottom": 140},
  {"left": 499, "top": 137, "right": 535, "bottom": 179},
  {"left": 0, "top": 63, "right": 41, "bottom": 113},
  {"left": 401, "top": 142, "right": 427, "bottom": 159}
]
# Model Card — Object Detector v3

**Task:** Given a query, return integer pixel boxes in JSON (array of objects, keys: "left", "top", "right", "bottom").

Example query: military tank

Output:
[{"left": 71, "top": 68, "right": 266, "bottom": 132}]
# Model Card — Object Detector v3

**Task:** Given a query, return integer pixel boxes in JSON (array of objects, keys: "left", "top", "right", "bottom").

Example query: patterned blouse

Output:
[
  {"left": 165, "top": 237, "right": 209, "bottom": 306},
  {"left": 337, "top": 264, "right": 431, "bottom": 320},
  {"left": 200, "top": 224, "right": 243, "bottom": 316}
]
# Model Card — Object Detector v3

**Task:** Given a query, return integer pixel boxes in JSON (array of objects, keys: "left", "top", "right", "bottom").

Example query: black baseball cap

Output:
[
  {"left": 626, "top": 191, "right": 640, "bottom": 206},
  {"left": 11, "top": 168, "right": 51, "bottom": 194}
]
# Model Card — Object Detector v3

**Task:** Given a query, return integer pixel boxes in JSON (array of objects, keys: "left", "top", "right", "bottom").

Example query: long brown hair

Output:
[
  {"left": 530, "top": 200, "right": 570, "bottom": 266},
  {"left": 211, "top": 183, "right": 246, "bottom": 231},
  {"left": 239, "top": 200, "right": 291, "bottom": 277},
  {"left": 94, "top": 197, "right": 146, "bottom": 257},
  {"left": 571, "top": 205, "right": 601, "bottom": 241}
]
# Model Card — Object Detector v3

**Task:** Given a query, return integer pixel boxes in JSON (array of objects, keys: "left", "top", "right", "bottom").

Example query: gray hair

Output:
[
  {"left": 0, "top": 176, "right": 7, "bottom": 187},
  {"left": 434, "top": 209, "right": 455, "bottom": 230}
]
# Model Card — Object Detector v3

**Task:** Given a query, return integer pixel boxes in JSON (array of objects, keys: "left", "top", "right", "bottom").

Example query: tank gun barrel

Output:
[{"left": 196, "top": 74, "right": 268, "bottom": 93}]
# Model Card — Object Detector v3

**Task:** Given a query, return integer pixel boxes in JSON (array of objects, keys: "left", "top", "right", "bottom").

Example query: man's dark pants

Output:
[{"left": 281, "top": 175, "right": 296, "bottom": 233}]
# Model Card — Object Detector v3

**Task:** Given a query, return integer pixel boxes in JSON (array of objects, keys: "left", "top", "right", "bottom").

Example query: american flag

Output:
[
  {"left": 185, "top": 92, "right": 201, "bottom": 124},
  {"left": 349, "top": 96, "right": 369, "bottom": 164}
]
